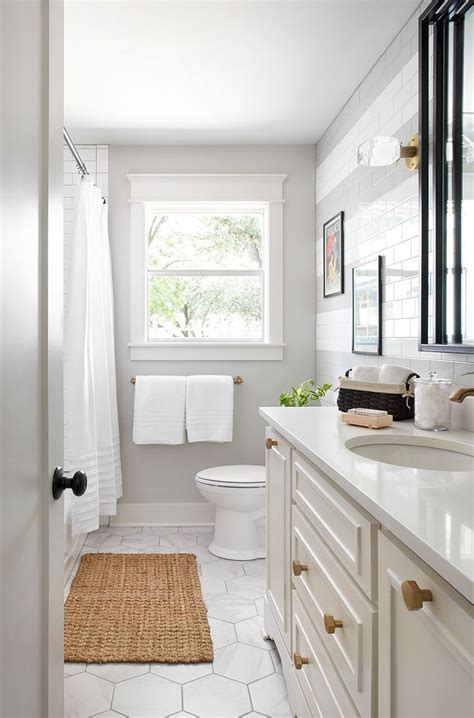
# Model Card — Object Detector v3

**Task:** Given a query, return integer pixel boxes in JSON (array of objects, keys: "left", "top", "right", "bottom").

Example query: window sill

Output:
[{"left": 129, "top": 342, "right": 285, "bottom": 361}]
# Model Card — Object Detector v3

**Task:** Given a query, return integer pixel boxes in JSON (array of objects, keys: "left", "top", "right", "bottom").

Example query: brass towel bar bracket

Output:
[{"left": 130, "top": 375, "right": 244, "bottom": 385}]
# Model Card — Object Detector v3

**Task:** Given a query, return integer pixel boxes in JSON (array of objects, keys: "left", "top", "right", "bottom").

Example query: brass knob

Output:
[
  {"left": 401, "top": 580, "right": 433, "bottom": 611},
  {"left": 292, "top": 560, "right": 308, "bottom": 577},
  {"left": 324, "top": 613, "right": 343, "bottom": 634},
  {"left": 293, "top": 652, "right": 309, "bottom": 670},
  {"left": 266, "top": 438, "right": 278, "bottom": 449}
]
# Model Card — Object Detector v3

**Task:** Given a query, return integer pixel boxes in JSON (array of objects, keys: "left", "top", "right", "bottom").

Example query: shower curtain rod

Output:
[
  {"left": 63, "top": 126, "right": 106, "bottom": 203},
  {"left": 63, "top": 127, "right": 89, "bottom": 176}
]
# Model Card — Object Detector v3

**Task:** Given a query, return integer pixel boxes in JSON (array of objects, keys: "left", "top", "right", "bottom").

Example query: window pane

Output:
[
  {"left": 148, "top": 275, "right": 263, "bottom": 339},
  {"left": 147, "top": 213, "right": 263, "bottom": 270}
]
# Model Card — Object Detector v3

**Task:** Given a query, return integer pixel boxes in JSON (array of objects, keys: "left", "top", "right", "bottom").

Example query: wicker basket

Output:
[{"left": 337, "top": 369, "right": 418, "bottom": 421}]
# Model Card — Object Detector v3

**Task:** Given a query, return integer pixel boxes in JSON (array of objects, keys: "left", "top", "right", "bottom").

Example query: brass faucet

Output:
[{"left": 449, "top": 387, "right": 474, "bottom": 403}]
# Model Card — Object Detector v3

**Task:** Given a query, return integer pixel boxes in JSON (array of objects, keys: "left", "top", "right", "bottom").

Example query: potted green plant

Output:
[{"left": 279, "top": 379, "right": 332, "bottom": 407}]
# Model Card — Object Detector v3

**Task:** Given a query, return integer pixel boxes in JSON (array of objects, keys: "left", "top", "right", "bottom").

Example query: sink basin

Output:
[{"left": 345, "top": 435, "right": 474, "bottom": 472}]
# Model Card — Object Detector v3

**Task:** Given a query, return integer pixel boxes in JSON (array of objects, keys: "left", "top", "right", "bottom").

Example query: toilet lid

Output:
[{"left": 196, "top": 464, "right": 265, "bottom": 488}]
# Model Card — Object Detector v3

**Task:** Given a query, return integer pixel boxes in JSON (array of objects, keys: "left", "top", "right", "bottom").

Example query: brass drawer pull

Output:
[
  {"left": 401, "top": 580, "right": 433, "bottom": 611},
  {"left": 324, "top": 613, "right": 343, "bottom": 634},
  {"left": 292, "top": 560, "right": 308, "bottom": 577},
  {"left": 293, "top": 652, "right": 309, "bottom": 670},
  {"left": 266, "top": 437, "right": 278, "bottom": 449}
]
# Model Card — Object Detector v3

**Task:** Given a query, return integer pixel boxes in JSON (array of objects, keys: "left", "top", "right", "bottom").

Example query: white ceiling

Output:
[{"left": 65, "top": 0, "right": 420, "bottom": 145}]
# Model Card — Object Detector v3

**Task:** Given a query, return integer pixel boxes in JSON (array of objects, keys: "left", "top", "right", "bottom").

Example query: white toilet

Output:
[{"left": 195, "top": 465, "right": 266, "bottom": 561}]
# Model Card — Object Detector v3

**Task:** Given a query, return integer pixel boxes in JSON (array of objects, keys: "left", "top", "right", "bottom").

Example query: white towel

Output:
[
  {"left": 133, "top": 376, "right": 186, "bottom": 445},
  {"left": 379, "top": 364, "right": 412, "bottom": 385},
  {"left": 186, "top": 375, "right": 234, "bottom": 443},
  {"left": 350, "top": 365, "right": 380, "bottom": 382}
]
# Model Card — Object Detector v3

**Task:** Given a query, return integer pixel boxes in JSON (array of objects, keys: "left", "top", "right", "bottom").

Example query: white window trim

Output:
[{"left": 128, "top": 173, "right": 286, "bottom": 361}]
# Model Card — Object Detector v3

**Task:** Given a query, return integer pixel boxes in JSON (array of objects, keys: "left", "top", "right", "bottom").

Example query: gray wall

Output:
[
  {"left": 109, "top": 145, "right": 315, "bottom": 504},
  {"left": 314, "top": 2, "right": 474, "bottom": 431}
]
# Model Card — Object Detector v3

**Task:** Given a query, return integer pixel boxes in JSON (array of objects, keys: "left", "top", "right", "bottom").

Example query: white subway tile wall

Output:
[
  {"left": 315, "top": 2, "right": 474, "bottom": 431},
  {"left": 63, "top": 144, "right": 109, "bottom": 305}
]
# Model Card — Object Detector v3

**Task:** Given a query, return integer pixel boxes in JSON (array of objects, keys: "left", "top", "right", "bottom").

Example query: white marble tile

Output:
[
  {"left": 226, "top": 576, "right": 266, "bottom": 599},
  {"left": 65, "top": 525, "right": 289, "bottom": 718},
  {"left": 64, "top": 662, "right": 86, "bottom": 677},
  {"left": 199, "top": 576, "right": 227, "bottom": 599},
  {"left": 121, "top": 534, "right": 163, "bottom": 549},
  {"left": 65, "top": 672, "right": 114, "bottom": 718},
  {"left": 151, "top": 661, "right": 212, "bottom": 683},
  {"left": 112, "top": 673, "right": 181, "bottom": 717},
  {"left": 184, "top": 545, "right": 220, "bottom": 565},
  {"left": 183, "top": 674, "right": 251, "bottom": 717},
  {"left": 107, "top": 526, "right": 143, "bottom": 536},
  {"left": 197, "top": 533, "right": 213, "bottom": 546},
  {"left": 213, "top": 643, "right": 274, "bottom": 683},
  {"left": 270, "top": 648, "right": 283, "bottom": 674},
  {"left": 201, "top": 560, "right": 245, "bottom": 581},
  {"left": 178, "top": 526, "right": 213, "bottom": 535},
  {"left": 85, "top": 532, "right": 122, "bottom": 549},
  {"left": 208, "top": 618, "right": 237, "bottom": 649},
  {"left": 87, "top": 662, "right": 149, "bottom": 682},
  {"left": 143, "top": 526, "right": 179, "bottom": 535},
  {"left": 206, "top": 595, "right": 257, "bottom": 623},
  {"left": 160, "top": 533, "right": 197, "bottom": 548},
  {"left": 243, "top": 560, "right": 266, "bottom": 579},
  {"left": 255, "top": 597, "right": 264, "bottom": 616},
  {"left": 249, "top": 673, "right": 292, "bottom": 718},
  {"left": 235, "top": 616, "right": 273, "bottom": 651}
]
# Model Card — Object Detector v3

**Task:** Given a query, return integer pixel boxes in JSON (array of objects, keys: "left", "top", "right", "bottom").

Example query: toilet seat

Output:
[{"left": 196, "top": 464, "right": 265, "bottom": 489}]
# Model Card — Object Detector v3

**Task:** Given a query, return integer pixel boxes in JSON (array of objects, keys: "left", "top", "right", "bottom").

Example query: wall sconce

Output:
[{"left": 357, "top": 134, "right": 419, "bottom": 170}]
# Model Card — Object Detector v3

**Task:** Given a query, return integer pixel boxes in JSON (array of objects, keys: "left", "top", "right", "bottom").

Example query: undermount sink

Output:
[{"left": 345, "top": 434, "right": 474, "bottom": 472}]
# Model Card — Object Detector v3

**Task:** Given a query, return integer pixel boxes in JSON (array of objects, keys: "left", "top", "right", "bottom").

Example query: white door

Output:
[{"left": 0, "top": 1, "right": 65, "bottom": 716}]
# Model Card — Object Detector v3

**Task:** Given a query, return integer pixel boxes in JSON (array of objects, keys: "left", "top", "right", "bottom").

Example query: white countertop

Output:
[{"left": 259, "top": 406, "right": 474, "bottom": 603}]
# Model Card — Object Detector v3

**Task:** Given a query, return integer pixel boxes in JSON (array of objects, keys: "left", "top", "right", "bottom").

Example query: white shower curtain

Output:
[{"left": 64, "top": 177, "right": 122, "bottom": 536}]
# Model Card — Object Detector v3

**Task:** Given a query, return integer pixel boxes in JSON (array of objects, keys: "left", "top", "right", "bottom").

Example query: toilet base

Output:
[
  {"left": 210, "top": 507, "right": 266, "bottom": 562},
  {"left": 209, "top": 540, "right": 266, "bottom": 562}
]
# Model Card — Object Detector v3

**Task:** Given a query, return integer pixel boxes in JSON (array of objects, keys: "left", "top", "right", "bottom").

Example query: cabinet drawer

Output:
[
  {"left": 292, "top": 590, "right": 359, "bottom": 718},
  {"left": 292, "top": 452, "right": 378, "bottom": 599},
  {"left": 292, "top": 506, "right": 377, "bottom": 718},
  {"left": 379, "top": 531, "right": 474, "bottom": 718}
]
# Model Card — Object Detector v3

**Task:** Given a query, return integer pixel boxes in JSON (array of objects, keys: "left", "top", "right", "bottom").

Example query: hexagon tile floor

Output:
[{"left": 64, "top": 525, "right": 291, "bottom": 718}]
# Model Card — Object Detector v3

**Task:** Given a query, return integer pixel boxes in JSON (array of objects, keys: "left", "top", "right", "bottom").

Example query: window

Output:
[
  {"left": 128, "top": 174, "right": 286, "bottom": 360},
  {"left": 146, "top": 206, "right": 265, "bottom": 341}
]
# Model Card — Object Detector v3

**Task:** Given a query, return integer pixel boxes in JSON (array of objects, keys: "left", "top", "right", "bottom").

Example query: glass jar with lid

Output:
[{"left": 413, "top": 372, "right": 452, "bottom": 431}]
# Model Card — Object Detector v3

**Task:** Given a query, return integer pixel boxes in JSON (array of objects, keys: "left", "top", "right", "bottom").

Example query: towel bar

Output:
[{"left": 130, "top": 375, "right": 244, "bottom": 385}]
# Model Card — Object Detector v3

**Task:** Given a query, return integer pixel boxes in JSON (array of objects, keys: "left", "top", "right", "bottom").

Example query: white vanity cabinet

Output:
[
  {"left": 378, "top": 531, "right": 474, "bottom": 718},
  {"left": 265, "top": 428, "right": 292, "bottom": 651},
  {"left": 262, "top": 414, "right": 474, "bottom": 718}
]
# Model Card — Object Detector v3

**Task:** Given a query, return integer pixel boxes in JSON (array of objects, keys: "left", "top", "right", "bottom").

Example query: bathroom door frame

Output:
[{"left": 0, "top": 1, "right": 65, "bottom": 716}]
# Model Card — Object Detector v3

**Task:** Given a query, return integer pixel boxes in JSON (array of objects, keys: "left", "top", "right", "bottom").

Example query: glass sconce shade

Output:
[{"left": 357, "top": 136, "right": 402, "bottom": 166}]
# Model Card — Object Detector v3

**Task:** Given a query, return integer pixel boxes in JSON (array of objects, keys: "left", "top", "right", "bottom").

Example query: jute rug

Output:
[{"left": 64, "top": 552, "right": 213, "bottom": 664}]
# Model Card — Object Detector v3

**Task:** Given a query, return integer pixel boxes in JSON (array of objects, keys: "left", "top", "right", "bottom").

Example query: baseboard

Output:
[
  {"left": 64, "top": 532, "right": 87, "bottom": 582},
  {"left": 110, "top": 502, "right": 216, "bottom": 527}
]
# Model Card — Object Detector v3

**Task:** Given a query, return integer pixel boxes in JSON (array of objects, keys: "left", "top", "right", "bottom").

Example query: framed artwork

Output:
[
  {"left": 352, "top": 256, "right": 382, "bottom": 355},
  {"left": 323, "top": 211, "right": 344, "bottom": 297}
]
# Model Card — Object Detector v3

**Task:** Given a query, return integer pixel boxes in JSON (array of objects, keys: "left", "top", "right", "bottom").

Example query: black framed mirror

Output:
[{"left": 419, "top": 0, "right": 473, "bottom": 353}]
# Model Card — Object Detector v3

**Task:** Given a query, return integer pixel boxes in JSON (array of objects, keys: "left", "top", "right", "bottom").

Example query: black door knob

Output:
[{"left": 52, "top": 467, "right": 87, "bottom": 500}]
